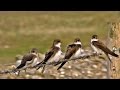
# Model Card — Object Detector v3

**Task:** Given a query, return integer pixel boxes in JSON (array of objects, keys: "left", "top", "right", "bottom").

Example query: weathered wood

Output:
[{"left": 109, "top": 22, "right": 120, "bottom": 79}]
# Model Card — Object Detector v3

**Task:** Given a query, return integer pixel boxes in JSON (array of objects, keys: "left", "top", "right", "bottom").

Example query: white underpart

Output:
[
  {"left": 91, "top": 39, "right": 100, "bottom": 54},
  {"left": 14, "top": 63, "right": 24, "bottom": 75},
  {"left": 15, "top": 56, "right": 40, "bottom": 70},
  {"left": 16, "top": 60, "right": 22, "bottom": 67},
  {"left": 91, "top": 44, "right": 100, "bottom": 54},
  {"left": 72, "top": 49, "right": 84, "bottom": 59},
  {"left": 25, "top": 56, "right": 40, "bottom": 68},
  {"left": 15, "top": 59, "right": 27, "bottom": 70},
  {"left": 49, "top": 50, "right": 63, "bottom": 62},
  {"left": 75, "top": 41, "right": 84, "bottom": 53},
  {"left": 71, "top": 41, "right": 85, "bottom": 58},
  {"left": 47, "top": 42, "right": 62, "bottom": 62},
  {"left": 91, "top": 39, "right": 98, "bottom": 42},
  {"left": 73, "top": 48, "right": 82, "bottom": 58},
  {"left": 74, "top": 41, "right": 82, "bottom": 45},
  {"left": 80, "top": 48, "right": 84, "bottom": 53},
  {"left": 55, "top": 43, "right": 61, "bottom": 48},
  {"left": 31, "top": 57, "right": 40, "bottom": 67}
]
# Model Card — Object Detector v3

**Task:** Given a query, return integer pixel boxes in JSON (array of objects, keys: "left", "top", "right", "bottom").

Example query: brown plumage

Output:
[
  {"left": 57, "top": 38, "right": 82, "bottom": 70},
  {"left": 74, "top": 38, "right": 81, "bottom": 42},
  {"left": 12, "top": 48, "right": 39, "bottom": 75},
  {"left": 35, "top": 39, "right": 62, "bottom": 70},
  {"left": 16, "top": 51, "right": 38, "bottom": 69},
  {"left": 91, "top": 35, "right": 119, "bottom": 63},
  {"left": 65, "top": 44, "right": 81, "bottom": 59},
  {"left": 92, "top": 40, "right": 118, "bottom": 57},
  {"left": 42, "top": 47, "right": 60, "bottom": 63}
]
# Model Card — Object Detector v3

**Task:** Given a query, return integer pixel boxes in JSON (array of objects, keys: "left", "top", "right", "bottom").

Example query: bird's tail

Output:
[
  {"left": 36, "top": 60, "right": 46, "bottom": 70},
  {"left": 57, "top": 61, "right": 67, "bottom": 70},
  {"left": 109, "top": 51, "right": 119, "bottom": 57}
]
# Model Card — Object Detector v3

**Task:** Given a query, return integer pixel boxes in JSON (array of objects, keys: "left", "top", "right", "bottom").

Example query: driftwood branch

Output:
[
  {"left": 35, "top": 52, "right": 105, "bottom": 73},
  {"left": 36, "top": 52, "right": 97, "bottom": 68},
  {"left": 0, "top": 51, "right": 104, "bottom": 75}
]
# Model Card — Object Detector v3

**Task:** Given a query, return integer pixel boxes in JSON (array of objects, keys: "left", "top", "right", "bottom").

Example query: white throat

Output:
[
  {"left": 74, "top": 41, "right": 82, "bottom": 45},
  {"left": 91, "top": 39, "right": 98, "bottom": 42},
  {"left": 31, "top": 52, "right": 37, "bottom": 55},
  {"left": 55, "top": 43, "right": 61, "bottom": 48},
  {"left": 91, "top": 39, "right": 99, "bottom": 54}
]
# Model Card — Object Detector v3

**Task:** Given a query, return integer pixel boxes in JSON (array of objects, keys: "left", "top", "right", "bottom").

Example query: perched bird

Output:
[
  {"left": 13, "top": 48, "right": 40, "bottom": 75},
  {"left": 35, "top": 39, "right": 63, "bottom": 71},
  {"left": 57, "top": 38, "right": 84, "bottom": 70},
  {"left": 91, "top": 34, "right": 119, "bottom": 63}
]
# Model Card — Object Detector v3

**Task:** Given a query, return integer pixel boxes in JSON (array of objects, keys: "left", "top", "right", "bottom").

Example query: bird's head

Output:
[
  {"left": 30, "top": 48, "right": 38, "bottom": 54},
  {"left": 91, "top": 35, "right": 98, "bottom": 42},
  {"left": 53, "top": 39, "right": 61, "bottom": 48},
  {"left": 92, "top": 35, "right": 98, "bottom": 39},
  {"left": 74, "top": 38, "right": 81, "bottom": 45}
]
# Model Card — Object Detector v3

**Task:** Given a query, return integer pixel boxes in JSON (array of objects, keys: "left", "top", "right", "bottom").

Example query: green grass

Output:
[{"left": 0, "top": 11, "right": 120, "bottom": 64}]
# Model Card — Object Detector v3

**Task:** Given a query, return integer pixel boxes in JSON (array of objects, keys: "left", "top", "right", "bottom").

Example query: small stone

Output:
[
  {"left": 25, "top": 74, "right": 30, "bottom": 78},
  {"left": 68, "top": 65, "right": 72, "bottom": 69},
  {"left": 84, "top": 59, "right": 89, "bottom": 62},
  {"left": 15, "top": 71, "right": 19, "bottom": 75},
  {"left": 102, "top": 76, "right": 107, "bottom": 79},
  {"left": 92, "top": 65, "right": 98, "bottom": 69},
  {"left": 96, "top": 72, "right": 102, "bottom": 76},
  {"left": 102, "top": 68, "right": 107, "bottom": 72},
  {"left": 59, "top": 68, "right": 64, "bottom": 72},
  {"left": 73, "top": 73, "right": 79, "bottom": 77},
  {"left": 81, "top": 70, "right": 85, "bottom": 74},
  {"left": 31, "top": 75, "right": 42, "bottom": 79},
  {"left": 60, "top": 75, "right": 64, "bottom": 77},
  {"left": 87, "top": 70, "right": 92, "bottom": 74},
  {"left": 60, "top": 71, "right": 65, "bottom": 75}
]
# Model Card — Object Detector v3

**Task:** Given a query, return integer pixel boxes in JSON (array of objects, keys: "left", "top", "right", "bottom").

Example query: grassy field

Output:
[{"left": 0, "top": 11, "right": 119, "bottom": 64}]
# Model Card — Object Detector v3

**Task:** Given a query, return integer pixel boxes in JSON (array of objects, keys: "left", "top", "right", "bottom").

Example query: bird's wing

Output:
[
  {"left": 93, "top": 40, "right": 118, "bottom": 57},
  {"left": 92, "top": 40, "right": 111, "bottom": 53},
  {"left": 16, "top": 54, "right": 36, "bottom": 69},
  {"left": 57, "top": 44, "right": 77, "bottom": 70},
  {"left": 43, "top": 47, "right": 59, "bottom": 62},
  {"left": 35, "top": 47, "right": 60, "bottom": 70},
  {"left": 65, "top": 44, "right": 77, "bottom": 59}
]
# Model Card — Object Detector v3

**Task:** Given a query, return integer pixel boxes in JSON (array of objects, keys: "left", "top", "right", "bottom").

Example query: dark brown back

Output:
[
  {"left": 65, "top": 44, "right": 80, "bottom": 59},
  {"left": 43, "top": 47, "right": 60, "bottom": 62},
  {"left": 22, "top": 53, "right": 37, "bottom": 62}
]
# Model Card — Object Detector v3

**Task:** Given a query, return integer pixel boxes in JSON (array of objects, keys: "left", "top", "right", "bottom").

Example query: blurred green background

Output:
[{"left": 0, "top": 11, "right": 119, "bottom": 64}]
